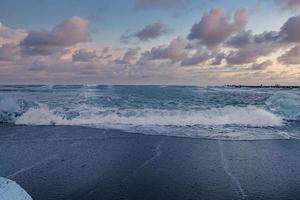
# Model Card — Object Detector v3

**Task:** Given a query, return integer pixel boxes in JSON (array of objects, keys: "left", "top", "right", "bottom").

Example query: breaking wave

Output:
[
  {"left": 266, "top": 92, "right": 300, "bottom": 121},
  {"left": 1, "top": 88, "right": 300, "bottom": 140},
  {"left": 0, "top": 96, "right": 22, "bottom": 123},
  {"left": 14, "top": 105, "right": 283, "bottom": 127}
]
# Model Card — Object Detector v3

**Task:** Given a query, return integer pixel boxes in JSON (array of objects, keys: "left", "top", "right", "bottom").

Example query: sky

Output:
[{"left": 0, "top": 0, "right": 300, "bottom": 85}]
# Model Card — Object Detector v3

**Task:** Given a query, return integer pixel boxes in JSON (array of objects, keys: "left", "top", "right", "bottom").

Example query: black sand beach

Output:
[{"left": 1, "top": 125, "right": 300, "bottom": 200}]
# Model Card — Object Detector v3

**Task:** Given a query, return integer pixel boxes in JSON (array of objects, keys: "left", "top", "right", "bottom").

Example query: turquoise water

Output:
[{"left": 0, "top": 85, "right": 299, "bottom": 140}]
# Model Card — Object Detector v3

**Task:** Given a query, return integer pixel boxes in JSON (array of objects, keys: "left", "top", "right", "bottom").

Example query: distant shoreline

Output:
[
  {"left": 0, "top": 84, "right": 299, "bottom": 88},
  {"left": 226, "top": 85, "right": 300, "bottom": 89}
]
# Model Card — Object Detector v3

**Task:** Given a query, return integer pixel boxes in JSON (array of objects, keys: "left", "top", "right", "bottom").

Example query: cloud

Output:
[
  {"left": 250, "top": 60, "right": 273, "bottom": 70},
  {"left": 226, "top": 31, "right": 252, "bottom": 48},
  {"left": 21, "top": 16, "right": 90, "bottom": 55},
  {"left": 0, "top": 22, "right": 27, "bottom": 45},
  {"left": 135, "top": 22, "right": 170, "bottom": 41},
  {"left": 278, "top": 45, "right": 300, "bottom": 64},
  {"left": 0, "top": 24, "right": 23, "bottom": 63},
  {"left": 188, "top": 8, "right": 248, "bottom": 46},
  {"left": 135, "top": 0, "right": 190, "bottom": 11},
  {"left": 225, "top": 43, "right": 275, "bottom": 65},
  {"left": 71, "top": 46, "right": 127, "bottom": 65},
  {"left": 279, "top": 14, "right": 300, "bottom": 43},
  {"left": 135, "top": 0, "right": 213, "bottom": 17},
  {"left": 211, "top": 52, "right": 225, "bottom": 65},
  {"left": 248, "top": 14, "right": 300, "bottom": 44},
  {"left": 137, "top": 12, "right": 300, "bottom": 68},
  {"left": 181, "top": 50, "right": 212, "bottom": 66},
  {"left": 121, "top": 22, "right": 170, "bottom": 43},
  {"left": 2, "top": 5, "right": 300, "bottom": 85},
  {"left": 223, "top": 14, "right": 300, "bottom": 51},
  {"left": 141, "top": 37, "right": 187, "bottom": 62},
  {"left": 221, "top": 14, "right": 300, "bottom": 66},
  {"left": 275, "top": 0, "right": 300, "bottom": 10},
  {"left": 253, "top": 31, "right": 281, "bottom": 43},
  {"left": 0, "top": 43, "right": 18, "bottom": 61},
  {"left": 220, "top": 14, "right": 300, "bottom": 66},
  {"left": 72, "top": 49, "right": 100, "bottom": 62},
  {"left": 115, "top": 47, "right": 140, "bottom": 64}
]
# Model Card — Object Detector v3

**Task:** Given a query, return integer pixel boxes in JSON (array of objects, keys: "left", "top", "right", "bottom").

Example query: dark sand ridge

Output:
[{"left": 1, "top": 125, "right": 300, "bottom": 200}]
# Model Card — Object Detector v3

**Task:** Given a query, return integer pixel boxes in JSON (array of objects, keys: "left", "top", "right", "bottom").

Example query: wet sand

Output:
[{"left": 1, "top": 125, "right": 300, "bottom": 200}]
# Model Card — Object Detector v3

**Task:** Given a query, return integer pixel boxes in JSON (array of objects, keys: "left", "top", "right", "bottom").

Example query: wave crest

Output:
[
  {"left": 15, "top": 105, "right": 283, "bottom": 127},
  {"left": 266, "top": 92, "right": 300, "bottom": 121},
  {"left": 0, "top": 96, "right": 21, "bottom": 123}
]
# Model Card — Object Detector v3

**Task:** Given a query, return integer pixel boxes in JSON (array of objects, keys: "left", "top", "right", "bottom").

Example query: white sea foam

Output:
[
  {"left": 0, "top": 96, "right": 21, "bottom": 123},
  {"left": 0, "top": 97, "right": 20, "bottom": 113},
  {"left": 0, "top": 177, "right": 32, "bottom": 200},
  {"left": 15, "top": 105, "right": 283, "bottom": 127},
  {"left": 1, "top": 86, "right": 298, "bottom": 140}
]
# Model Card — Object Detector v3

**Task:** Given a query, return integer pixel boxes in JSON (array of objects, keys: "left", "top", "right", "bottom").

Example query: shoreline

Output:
[
  {"left": 1, "top": 125, "right": 300, "bottom": 200},
  {"left": 1, "top": 124, "right": 295, "bottom": 142}
]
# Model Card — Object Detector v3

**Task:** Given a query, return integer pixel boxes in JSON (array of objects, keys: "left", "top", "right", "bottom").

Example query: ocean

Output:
[
  {"left": 1, "top": 85, "right": 300, "bottom": 200},
  {"left": 0, "top": 85, "right": 299, "bottom": 140}
]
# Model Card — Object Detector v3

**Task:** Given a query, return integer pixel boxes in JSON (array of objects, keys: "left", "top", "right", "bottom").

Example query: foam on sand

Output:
[{"left": 0, "top": 177, "right": 32, "bottom": 200}]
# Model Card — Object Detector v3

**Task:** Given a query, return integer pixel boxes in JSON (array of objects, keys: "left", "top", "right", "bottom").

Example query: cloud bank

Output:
[
  {"left": 21, "top": 17, "right": 89, "bottom": 55},
  {"left": 276, "top": 0, "right": 300, "bottom": 10},
  {"left": 121, "top": 22, "right": 170, "bottom": 43},
  {"left": 188, "top": 8, "right": 248, "bottom": 46},
  {"left": 0, "top": 2, "right": 300, "bottom": 85}
]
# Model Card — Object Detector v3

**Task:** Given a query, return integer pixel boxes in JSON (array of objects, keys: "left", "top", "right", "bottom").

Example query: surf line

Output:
[
  {"left": 218, "top": 140, "right": 247, "bottom": 200},
  {"left": 122, "top": 138, "right": 165, "bottom": 182}
]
